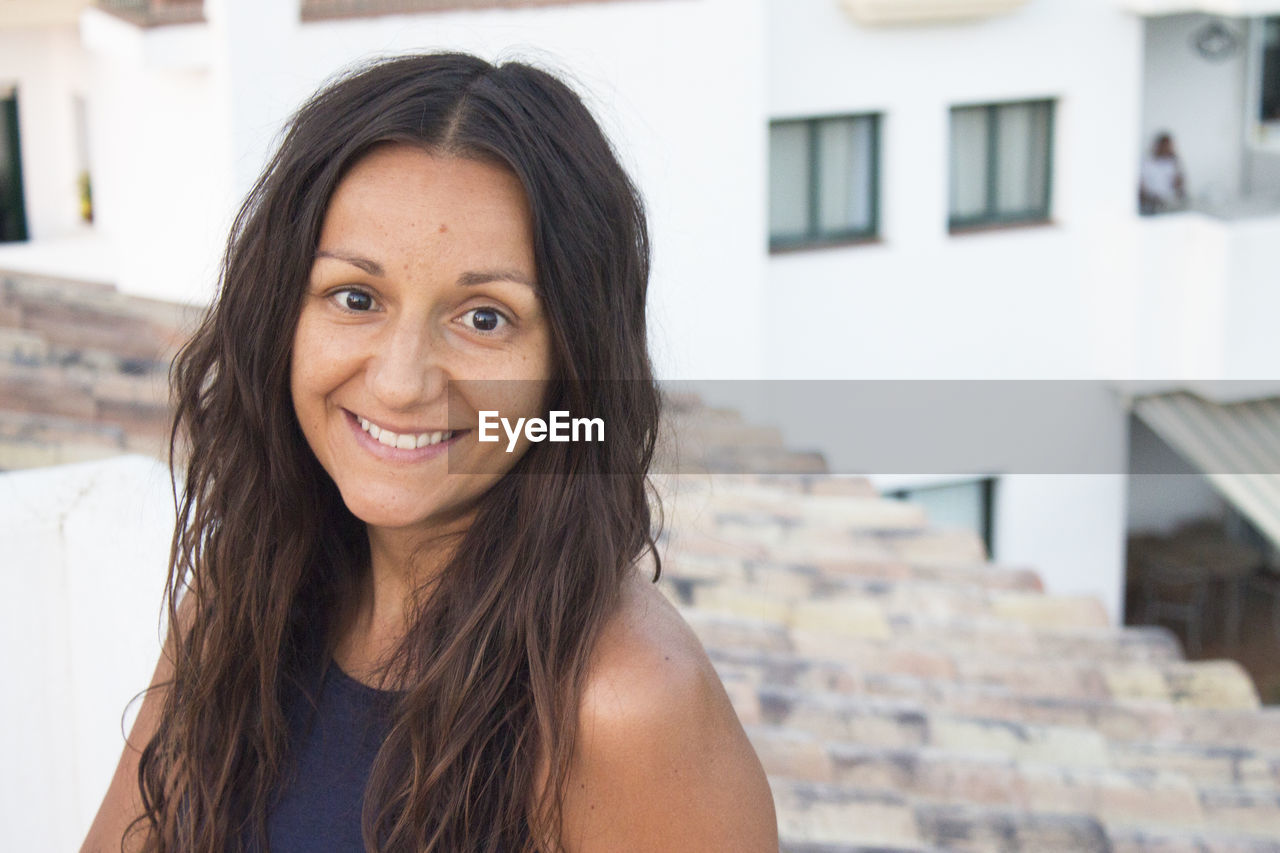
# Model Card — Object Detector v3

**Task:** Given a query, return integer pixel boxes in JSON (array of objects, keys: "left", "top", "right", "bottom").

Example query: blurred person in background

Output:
[{"left": 1139, "top": 131, "right": 1187, "bottom": 215}]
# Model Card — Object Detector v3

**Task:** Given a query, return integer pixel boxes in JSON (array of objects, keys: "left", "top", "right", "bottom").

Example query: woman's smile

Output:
[{"left": 345, "top": 408, "right": 467, "bottom": 459}]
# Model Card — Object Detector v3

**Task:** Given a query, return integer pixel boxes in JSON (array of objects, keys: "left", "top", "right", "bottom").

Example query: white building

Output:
[
  {"left": 5, "top": 1, "right": 1280, "bottom": 845},
  {"left": 3, "top": 0, "right": 1280, "bottom": 625}
]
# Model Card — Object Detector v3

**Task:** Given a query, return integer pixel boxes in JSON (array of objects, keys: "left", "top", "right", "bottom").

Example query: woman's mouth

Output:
[
  {"left": 356, "top": 415, "right": 456, "bottom": 449},
  {"left": 344, "top": 409, "right": 469, "bottom": 459}
]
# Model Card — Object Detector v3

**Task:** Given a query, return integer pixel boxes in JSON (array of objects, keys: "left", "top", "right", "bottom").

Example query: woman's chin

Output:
[{"left": 340, "top": 494, "right": 479, "bottom": 538}]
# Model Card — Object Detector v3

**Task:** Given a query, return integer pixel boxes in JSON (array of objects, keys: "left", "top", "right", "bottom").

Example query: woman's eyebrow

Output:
[
  {"left": 457, "top": 270, "right": 537, "bottom": 291},
  {"left": 315, "top": 249, "right": 384, "bottom": 277},
  {"left": 315, "top": 252, "right": 536, "bottom": 292}
]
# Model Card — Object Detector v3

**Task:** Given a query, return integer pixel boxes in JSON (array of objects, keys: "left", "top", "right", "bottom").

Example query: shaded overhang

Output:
[{"left": 1132, "top": 391, "right": 1280, "bottom": 548}]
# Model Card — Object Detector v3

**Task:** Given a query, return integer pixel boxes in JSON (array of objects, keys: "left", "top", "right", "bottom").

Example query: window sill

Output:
[
  {"left": 769, "top": 235, "right": 883, "bottom": 255},
  {"left": 948, "top": 218, "right": 1055, "bottom": 237}
]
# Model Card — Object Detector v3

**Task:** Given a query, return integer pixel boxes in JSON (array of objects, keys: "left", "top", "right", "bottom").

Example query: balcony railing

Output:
[
  {"left": 301, "top": 0, "right": 629, "bottom": 22},
  {"left": 95, "top": 0, "right": 203, "bottom": 27},
  {"left": 1190, "top": 193, "right": 1280, "bottom": 221}
]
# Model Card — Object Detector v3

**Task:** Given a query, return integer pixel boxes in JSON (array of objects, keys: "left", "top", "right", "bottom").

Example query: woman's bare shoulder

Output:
[
  {"left": 558, "top": 568, "right": 778, "bottom": 853},
  {"left": 587, "top": 567, "right": 717, "bottom": 700}
]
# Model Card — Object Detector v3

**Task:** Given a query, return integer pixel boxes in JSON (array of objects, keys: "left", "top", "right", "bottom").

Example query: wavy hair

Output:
[{"left": 130, "top": 53, "right": 661, "bottom": 852}]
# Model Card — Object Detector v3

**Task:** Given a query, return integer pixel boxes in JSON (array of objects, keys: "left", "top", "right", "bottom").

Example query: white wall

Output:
[
  {"left": 765, "top": 0, "right": 1143, "bottom": 380},
  {"left": 1131, "top": 212, "right": 1229, "bottom": 377},
  {"left": 0, "top": 25, "right": 89, "bottom": 240},
  {"left": 1221, "top": 212, "right": 1280, "bottom": 374},
  {"left": 995, "top": 474, "right": 1130, "bottom": 623},
  {"left": 0, "top": 456, "right": 175, "bottom": 851},
  {"left": 81, "top": 11, "right": 230, "bottom": 305},
  {"left": 1141, "top": 13, "right": 1248, "bottom": 210},
  {"left": 1130, "top": 209, "right": 1280, "bottom": 378},
  {"left": 81, "top": 0, "right": 769, "bottom": 380},
  {"left": 758, "top": 0, "right": 1145, "bottom": 620}
]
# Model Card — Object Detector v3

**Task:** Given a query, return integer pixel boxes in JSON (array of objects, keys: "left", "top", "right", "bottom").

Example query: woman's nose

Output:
[{"left": 367, "top": 322, "right": 448, "bottom": 410}]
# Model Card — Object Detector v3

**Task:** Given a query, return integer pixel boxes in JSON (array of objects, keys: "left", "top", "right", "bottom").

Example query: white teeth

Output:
[{"left": 356, "top": 415, "right": 453, "bottom": 450}]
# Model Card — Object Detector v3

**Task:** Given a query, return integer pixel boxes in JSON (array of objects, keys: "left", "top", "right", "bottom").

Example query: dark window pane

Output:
[
  {"left": 0, "top": 92, "right": 28, "bottom": 243},
  {"left": 816, "top": 116, "right": 875, "bottom": 234},
  {"left": 1262, "top": 18, "right": 1280, "bottom": 122},
  {"left": 995, "top": 101, "right": 1051, "bottom": 215},
  {"left": 950, "top": 106, "right": 989, "bottom": 220},
  {"left": 769, "top": 122, "right": 811, "bottom": 241}
]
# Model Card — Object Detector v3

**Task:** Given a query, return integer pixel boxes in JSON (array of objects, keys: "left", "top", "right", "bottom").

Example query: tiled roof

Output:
[
  {"left": 0, "top": 270, "right": 199, "bottom": 470},
  {"left": 651, "top": 464, "right": 1280, "bottom": 851},
  {"left": 298, "top": 0, "right": 645, "bottom": 23},
  {"left": 6, "top": 270, "right": 1279, "bottom": 850}
]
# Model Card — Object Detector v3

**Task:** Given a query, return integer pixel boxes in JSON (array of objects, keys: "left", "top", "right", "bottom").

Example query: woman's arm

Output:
[
  {"left": 558, "top": 576, "right": 778, "bottom": 852},
  {"left": 80, "top": 592, "right": 194, "bottom": 853}
]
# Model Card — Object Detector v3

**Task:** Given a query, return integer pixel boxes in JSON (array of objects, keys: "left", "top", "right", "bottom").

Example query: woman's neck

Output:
[{"left": 334, "top": 522, "right": 465, "bottom": 686}]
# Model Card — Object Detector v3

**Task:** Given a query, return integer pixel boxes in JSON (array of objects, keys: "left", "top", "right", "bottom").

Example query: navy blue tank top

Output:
[{"left": 258, "top": 659, "right": 401, "bottom": 852}]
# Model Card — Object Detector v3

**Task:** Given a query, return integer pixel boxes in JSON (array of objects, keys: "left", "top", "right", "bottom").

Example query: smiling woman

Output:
[{"left": 79, "top": 53, "right": 777, "bottom": 853}]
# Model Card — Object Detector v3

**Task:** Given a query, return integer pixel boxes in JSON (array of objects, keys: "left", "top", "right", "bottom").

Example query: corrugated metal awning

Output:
[{"left": 1132, "top": 391, "right": 1280, "bottom": 548}]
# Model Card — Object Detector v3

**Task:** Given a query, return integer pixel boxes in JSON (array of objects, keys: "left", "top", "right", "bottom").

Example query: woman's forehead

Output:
[{"left": 318, "top": 146, "right": 535, "bottom": 276}]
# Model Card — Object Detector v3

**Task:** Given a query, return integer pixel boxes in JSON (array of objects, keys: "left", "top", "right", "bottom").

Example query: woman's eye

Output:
[
  {"left": 463, "top": 307, "right": 508, "bottom": 333},
  {"left": 330, "top": 289, "right": 376, "bottom": 312}
]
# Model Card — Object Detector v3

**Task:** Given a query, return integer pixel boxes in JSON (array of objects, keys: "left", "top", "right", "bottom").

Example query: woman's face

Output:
[{"left": 291, "top": 144, "right": 553, "bottom": 537}]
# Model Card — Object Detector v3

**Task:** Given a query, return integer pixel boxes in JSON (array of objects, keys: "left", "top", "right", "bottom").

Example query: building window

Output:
[
  {"left": 1260, "top": 18, "right": 1280, "bottom": 124},
  {"left": 0, "top": 87, "right": 28, "bottom": 243},
  {"left": 884, "top": 477, "right": 997, "bottom": 557},
  {"left": 949, "top": 100, "right": 1053, "bottom": 231},
  {"left": 769, "top": 114, "right": 880, "bottom": 250}
]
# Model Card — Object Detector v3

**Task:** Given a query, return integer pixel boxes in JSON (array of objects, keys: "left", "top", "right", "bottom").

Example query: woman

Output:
[{"left": 81, "top": 53, "right": 777, "bottom": 852}]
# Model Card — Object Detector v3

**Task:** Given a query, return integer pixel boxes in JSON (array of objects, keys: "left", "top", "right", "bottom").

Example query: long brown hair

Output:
[{"left": 131, "top": 53, "right": 662, "bottom": 852}]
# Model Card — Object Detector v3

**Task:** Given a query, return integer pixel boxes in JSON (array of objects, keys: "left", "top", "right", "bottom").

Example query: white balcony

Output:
[
  {"left": 1133, "top": 210, "right": 1280, "bottom": 378},
  {"left": 1139, "top": 14, "right": 1280, "bottom": 211},
  {"left": 840, "top": 0, "right": 1029, "bottom": 26}
]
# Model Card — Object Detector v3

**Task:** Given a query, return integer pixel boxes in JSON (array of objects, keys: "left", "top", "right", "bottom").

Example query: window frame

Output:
[
  {"left": 947, "top": 98, "right": 1055, "bottom": 233},
  {"left": 1247, "top": 16, "right": 1280, "bottom": 148},
  {"left": 768, "top": 113, "right": 882, "bottom": 252}
]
